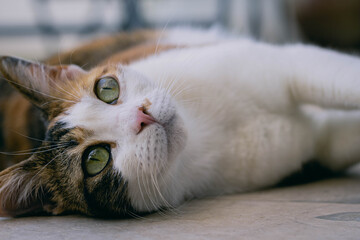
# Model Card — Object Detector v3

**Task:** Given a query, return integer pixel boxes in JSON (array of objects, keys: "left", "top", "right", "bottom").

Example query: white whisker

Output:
[
  {"left": 2, "top": 77, "right": 77, "bottom": 104},
  {"left": 0, "top": 144, "right": 69, "bottom": 156},
  {"left": 154, "top": 20, "right": 170, "bottom": 56},
  {"left": 10, "top": 130, "right": 59, "bottom": 144},
  {"left": 136, "top": 159, "right": 151, "bottom": 213}
]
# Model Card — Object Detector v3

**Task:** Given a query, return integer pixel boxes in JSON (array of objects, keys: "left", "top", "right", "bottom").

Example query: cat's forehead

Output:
[
  {"left": 51, "top": 62, "right": 158, "bottom": 152},
  {"left": 51, "top": 67, "right": 127, "bottom": 146},
  {"left": 46, "top": 119, "right": 118, "bottom": 153}
]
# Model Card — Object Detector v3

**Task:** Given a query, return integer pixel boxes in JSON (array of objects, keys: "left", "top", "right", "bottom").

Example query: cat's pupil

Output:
[{"left": 95, "top": 77, "right": 120, "bottom": 104}]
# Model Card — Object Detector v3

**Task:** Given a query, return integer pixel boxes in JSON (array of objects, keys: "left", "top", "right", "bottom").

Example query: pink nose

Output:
[{"left": 135, "top": 107, "right": 156, "bottom": 134}]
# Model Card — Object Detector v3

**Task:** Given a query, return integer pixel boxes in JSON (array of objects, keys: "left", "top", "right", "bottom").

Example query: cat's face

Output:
[{"left": 0, "top": 56, "right": 187, "bottom": 217}]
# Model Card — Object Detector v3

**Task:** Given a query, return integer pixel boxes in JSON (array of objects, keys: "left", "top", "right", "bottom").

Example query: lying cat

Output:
[{"left": 1, "top": 28, "right": 360, "bottom": 217}]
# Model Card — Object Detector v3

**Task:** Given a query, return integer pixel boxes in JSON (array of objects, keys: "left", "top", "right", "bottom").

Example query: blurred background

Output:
[{"left": 0, "top": 0, "right": 360, "bottom": 60}]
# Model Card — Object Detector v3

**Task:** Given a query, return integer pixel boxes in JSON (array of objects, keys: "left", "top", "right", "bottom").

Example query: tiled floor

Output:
[{"left": 2, "top": 165, "right": 360, "bottom": 240}]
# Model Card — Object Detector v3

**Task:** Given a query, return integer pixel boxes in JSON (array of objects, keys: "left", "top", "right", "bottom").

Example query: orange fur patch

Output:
[{"left": 101, "top": 44, "right": 179, "bottom": 65}]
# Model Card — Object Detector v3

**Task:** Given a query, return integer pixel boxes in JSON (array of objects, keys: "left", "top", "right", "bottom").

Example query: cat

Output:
[{"left": 1, "top": 27, "right": 360, "bottom": 218}]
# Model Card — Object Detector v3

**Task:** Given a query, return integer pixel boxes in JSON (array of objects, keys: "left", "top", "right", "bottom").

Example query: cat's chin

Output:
[{"left": 162, "top": 112, "right": 187, "bottom": 160}]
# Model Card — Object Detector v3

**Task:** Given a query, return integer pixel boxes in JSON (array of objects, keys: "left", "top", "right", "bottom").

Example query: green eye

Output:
[
  {"left": 83, "top": 146, "right": 110, "bottom": 176},
  {"left": 95, "top": 77, "right": 120, "bottom": 104}
]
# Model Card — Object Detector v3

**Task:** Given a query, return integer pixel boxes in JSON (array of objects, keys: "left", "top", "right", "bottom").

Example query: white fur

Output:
[{"left": 63, "top": 29, "right": 360, "bottom": 212}]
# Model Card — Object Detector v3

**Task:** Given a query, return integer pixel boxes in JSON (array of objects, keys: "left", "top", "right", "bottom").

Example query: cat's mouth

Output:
[{"left": 137, "top": 116, "right": 175, "bottom": 140}]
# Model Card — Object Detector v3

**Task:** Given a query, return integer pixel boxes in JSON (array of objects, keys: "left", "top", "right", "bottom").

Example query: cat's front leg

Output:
[
  {"left": 303, "top": 106, "right": 360, "bottom": 171},
  {"left": 283, "top": 45, "right": 360, "bottom": 170},
  {"left": 284, "top": 44, "right": 360, "bottom": 110}
]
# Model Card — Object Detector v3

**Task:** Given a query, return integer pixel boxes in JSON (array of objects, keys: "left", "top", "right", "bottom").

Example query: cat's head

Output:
[{"left": 0, "top": 56, "right": 187, "bottom": 217}]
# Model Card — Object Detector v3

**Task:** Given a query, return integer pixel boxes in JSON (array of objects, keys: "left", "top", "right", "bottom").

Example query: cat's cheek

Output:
[
  {"left": 165, "top": 114, "right": 188, "bottom": 161},
  {"left": 112, "top": 147, "right": 134, "bottom": 179},
  {"left": 146, "top": 90, "right": 176, "bottom": 125}
]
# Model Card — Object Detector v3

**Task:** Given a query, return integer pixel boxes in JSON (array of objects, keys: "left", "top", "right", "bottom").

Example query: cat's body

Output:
[
  {"left": 1, "top": 28, "right": 360, "bottom": 217},
  {"left": 120, "top": 36, "right": 360, "bottom": 211}
]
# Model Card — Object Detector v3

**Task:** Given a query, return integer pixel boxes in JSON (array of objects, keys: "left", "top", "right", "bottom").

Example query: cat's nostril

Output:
[{"left": 135, "top": 107, "right": 156, "bottom": 134}]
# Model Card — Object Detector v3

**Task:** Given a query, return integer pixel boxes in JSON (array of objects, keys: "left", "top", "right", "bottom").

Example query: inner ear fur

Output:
[
  {"left": 0, "top": 56, "right": 86, "bottom": 118},
  {"left": 0, "top": 157, "right": 57, "bottom": 217}
]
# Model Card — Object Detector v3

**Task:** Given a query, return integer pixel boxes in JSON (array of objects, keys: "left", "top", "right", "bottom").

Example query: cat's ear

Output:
[
  {"left": 0, "top": 157, "right": 58, "bottom": 217},
  {"left": 0, "top": 56, "right": 86, "bottom": 115}
]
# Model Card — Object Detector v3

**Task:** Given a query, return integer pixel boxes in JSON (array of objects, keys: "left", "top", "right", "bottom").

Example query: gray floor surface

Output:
[{"left": 1, "top": 166, "right": 360, "bottom": 240}]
